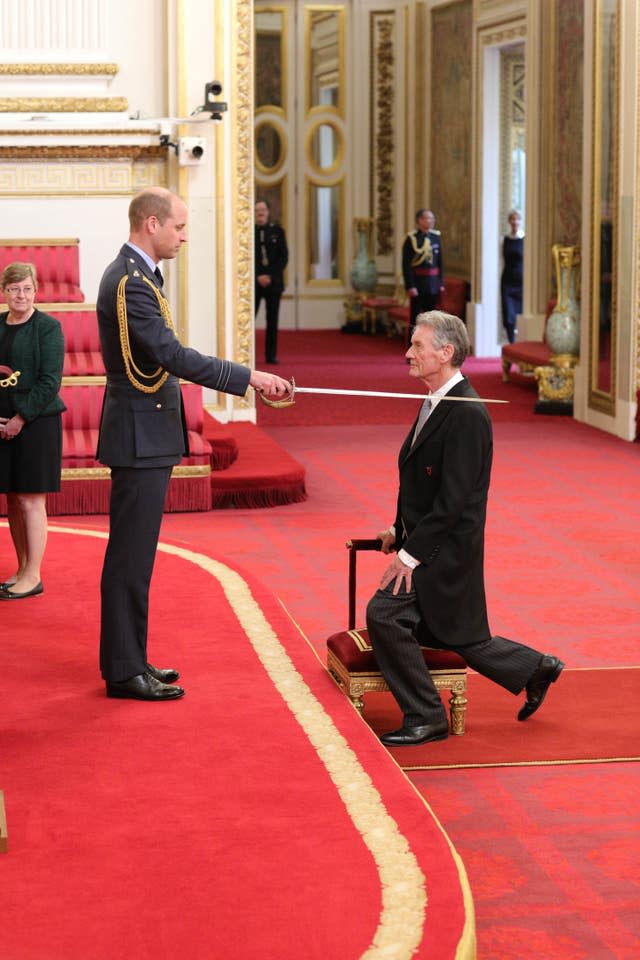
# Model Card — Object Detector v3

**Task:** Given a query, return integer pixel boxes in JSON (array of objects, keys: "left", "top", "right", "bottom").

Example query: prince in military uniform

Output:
[
  {"left": 255, "top": 199, "right": 288, "bottom": 364},
  {"left": 402, "top": 209, "right": 444, "bottom": 335},
  {"left": 96, "top": 188, "right": 290, "bottom": 701}
]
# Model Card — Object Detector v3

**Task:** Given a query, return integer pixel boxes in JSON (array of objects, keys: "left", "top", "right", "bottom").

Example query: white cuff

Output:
[{"left": 398, "top": 548, "right": 419, "bottom": 569}]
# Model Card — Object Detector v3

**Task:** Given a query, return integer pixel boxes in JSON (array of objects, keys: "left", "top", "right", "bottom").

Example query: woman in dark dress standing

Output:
[
  {"left": 500, "top": 209, "right": 524, "bottom": 344},
  {"left": 0, "top": 262, "right": 65, "bottom": 600}
]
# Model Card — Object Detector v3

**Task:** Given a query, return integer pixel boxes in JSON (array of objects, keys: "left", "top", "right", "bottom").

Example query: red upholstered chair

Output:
[
  {"left": 326, "top": 539, "right": 468, "bottom": 734},
  {"left": 361, "top": 276, "right": 405, "bottom": 335},
  {"left": 0, "top": 239, "right": 84, "bottom": 303},
  {"left": 386, "top": 277, "right": 470, "bottom": 344},
  {"left": 501, "top": 299, "right": 556, "bottom": 382}
]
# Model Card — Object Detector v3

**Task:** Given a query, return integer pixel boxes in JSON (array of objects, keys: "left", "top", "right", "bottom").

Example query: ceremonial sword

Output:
[{"left": 258, "top": 376, "right": 508, "bottom": 408}]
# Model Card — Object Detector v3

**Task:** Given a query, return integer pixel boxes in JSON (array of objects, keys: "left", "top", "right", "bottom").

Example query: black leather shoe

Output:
[
  {"left": 0, "top": 580, "right": 43, "bottom": 600},
  {"left": 146, "top": 663, "right": 180, "bottom": 684},
  {"left": 106, "top": 673, "right": 185, "bottom": 701},
  {"left": 380, "top": 721, "right": 449, "bottom": 746},
  {"left": 517, "top": 655, "right": 564, "bottom": 721}
]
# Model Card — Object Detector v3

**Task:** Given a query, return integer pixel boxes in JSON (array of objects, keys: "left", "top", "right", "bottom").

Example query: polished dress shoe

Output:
[
  {"left": 517, "top": 655, "right": 564, "bottom": 721},
  {"left": 146, "top": 663, "right": 180, "bottom": 684},
  {"left": 0, "top": 580, "right": 43, "bottom": 600},
  {"left": 380, "top": 720, "right": 449, "bottom": 746},
  {"left": 106, "top": 672, "right": 185, "bottom": 701}
]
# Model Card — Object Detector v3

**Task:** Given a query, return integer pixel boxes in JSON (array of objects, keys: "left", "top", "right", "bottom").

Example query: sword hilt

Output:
[{"left": 257, "top": 375, "right": 296, "bottom": 408}]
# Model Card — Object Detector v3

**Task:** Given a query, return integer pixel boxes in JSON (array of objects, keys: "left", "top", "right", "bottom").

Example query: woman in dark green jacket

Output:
[{"left": 0, "top": 262, "right": 65, "bottom": 600}]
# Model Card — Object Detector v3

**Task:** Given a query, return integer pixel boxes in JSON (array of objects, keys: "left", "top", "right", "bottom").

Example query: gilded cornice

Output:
[
  {"left": 0, "top": 98, "right": 128, "bottom": 113},
  {"left": 0, "top": 63, "right": 119, "bottom": 76},
  {"left": 233, "top": 0, "right": 254, "bottom": 410},
  {"left": 0, "top": 145, "right": 165, "bottom": 160},
  {"left": 479, "top": 23, "right": 526, "bottom": 47},
  {"left": 0, "top": 127, "right": 160, "bottom": 136}
]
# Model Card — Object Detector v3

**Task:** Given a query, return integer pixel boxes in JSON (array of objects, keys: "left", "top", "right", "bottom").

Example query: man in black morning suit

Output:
[
  {"left": 402, "top": 209, "right": 444, "bottom": 336},
  {"left": 96, "top": 187, "right": 290, "bottom": 701},
  {"left": 254, "top": 199, "right": 288, "bottom": 364},
  {"left": 366, "top": 310, "right": 564, "bottom": 745}
]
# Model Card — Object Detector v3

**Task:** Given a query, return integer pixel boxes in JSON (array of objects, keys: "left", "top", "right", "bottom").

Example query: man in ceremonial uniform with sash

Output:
[
  {"left": 96, "top": 187, "right": 290, "bottom": 701},
  {"left": 402, "top": 209, "right": 444, "bottom": 336}
]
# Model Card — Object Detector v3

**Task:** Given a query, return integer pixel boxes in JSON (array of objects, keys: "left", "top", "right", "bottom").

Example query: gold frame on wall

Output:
[
  {"left": 255, "top": 4, "right": 289, "bottom": 120},
  {"left": 255, "top": 118, "right": 288, "bottom": 175},
  {"left": 304, "top": 5, "right": 345, "bottom": 120},
  {"left": 589, "top": 0, "right": 618, "bottom": 415},
  {"left": 304, "top": 117, "right": 344, "bottom": 177},
  {"left": 304, "top": 173, "right": 344, "bottom": 286}
]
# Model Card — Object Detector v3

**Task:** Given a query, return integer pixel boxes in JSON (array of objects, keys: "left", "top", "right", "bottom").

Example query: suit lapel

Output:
[{"left": 400, "top": 378, "right": 470, "bottom": 463}]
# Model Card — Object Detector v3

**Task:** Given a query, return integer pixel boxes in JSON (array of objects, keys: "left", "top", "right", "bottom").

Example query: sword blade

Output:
[{"left": 292, "top": 386, "right": 508, "bottom": 404}]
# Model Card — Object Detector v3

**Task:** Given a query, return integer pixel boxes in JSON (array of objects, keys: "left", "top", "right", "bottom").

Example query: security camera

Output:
[
  {"left": 206, "top": 81, "right": 223, "bottom": 99},
  {"left": 178, "top": 136, "right": 206, "bottom": 166},
  {"left": 202, "top": 81, "right": 228, "bottom": 121}
]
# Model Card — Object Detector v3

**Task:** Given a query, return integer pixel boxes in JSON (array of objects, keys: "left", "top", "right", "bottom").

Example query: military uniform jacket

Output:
[
  {"left": 96, "top": 244, "right": 250, "bottom": 468},
  {"left": 402, "top": 229, "right": 443, "bottom": 295},
  {"left": 254, "top": 222, "right": 288, "bottom": 292},
  {"left": 394, "top": 377, "right": 492, "bottom": 647}
]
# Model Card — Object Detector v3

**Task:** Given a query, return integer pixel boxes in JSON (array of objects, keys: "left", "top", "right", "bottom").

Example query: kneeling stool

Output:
[{"left": 327, "top": 539, "right": 468, "bottom": 735}]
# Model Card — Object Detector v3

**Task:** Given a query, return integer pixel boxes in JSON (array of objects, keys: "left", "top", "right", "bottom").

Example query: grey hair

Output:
[
  {"left": 415, "top": 310, "right": 470, "bottom": 367},
  {"left": 1, "top": 261, "right": 38, "bottom": 289}
]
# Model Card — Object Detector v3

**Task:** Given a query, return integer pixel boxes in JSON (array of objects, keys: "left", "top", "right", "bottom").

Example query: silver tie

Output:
[{"left": 411, "top": 397, "right": 432, "bottom": 446}]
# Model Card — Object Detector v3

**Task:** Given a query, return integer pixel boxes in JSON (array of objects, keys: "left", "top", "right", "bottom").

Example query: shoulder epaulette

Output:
[{"left": 430, "top": 229, "right": 441, "bottom": 236}]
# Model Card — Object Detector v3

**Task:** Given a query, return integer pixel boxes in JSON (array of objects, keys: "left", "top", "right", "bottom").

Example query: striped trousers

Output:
[{"left": 366, "top": 582, "right": 543, "bottom": 725}]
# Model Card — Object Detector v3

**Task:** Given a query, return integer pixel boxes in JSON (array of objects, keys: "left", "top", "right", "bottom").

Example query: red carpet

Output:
[
  {"left": 361, "top": 668, "right": 640, "bottom": 769},
  {"left": 0, "top": 523, "right": 473, "bottom": 960},
  {"left": 411, "top": 763, "right": 640, "bottom": 960}
]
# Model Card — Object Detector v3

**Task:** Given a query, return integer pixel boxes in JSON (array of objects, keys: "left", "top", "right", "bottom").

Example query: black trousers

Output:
[
  {"left": 366, "top": 582, "right": 542, "bottom": 725},
  {"left": 255, "top": 284, "right": 282, "bottom": 363},
  {"left": 409, "top": 283, "right": 439, "bottom": 333},
  {"left": 100, "top": 465, "right": 172, "bottom": 682},
  {"left": 501, "top": 282, "right": 522, "bottom": 343}
]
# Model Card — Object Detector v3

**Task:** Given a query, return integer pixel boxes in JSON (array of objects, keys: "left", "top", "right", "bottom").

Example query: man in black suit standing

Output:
[
  {"left": 366, "top": 310, "right": 564, "bottom": 745},
  {"left": 255, "top": 199, "right": 288, "bottom": 364},
  {"left": 402, "top": 209, "right": 444, "bottom": 336},
  {"left": 96, "top": 187, "right": 291, "bottom": 701}
]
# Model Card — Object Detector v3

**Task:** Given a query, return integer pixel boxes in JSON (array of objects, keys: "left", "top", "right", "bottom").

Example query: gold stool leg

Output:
[{"left": 449, "top": 691, "right": 467, "bottom": 735}]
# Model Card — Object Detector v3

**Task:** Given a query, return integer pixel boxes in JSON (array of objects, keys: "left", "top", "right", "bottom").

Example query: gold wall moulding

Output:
[
  {"left": 231, "top": 0, "right": 254, "bottom": 410},
  {"left": 370, "top": 12, "right": 396, "bottom": 257},
  {"left": 0, "top": 146, "right": 165, "bottom": 161},
  {"left": 0, "top": 127, "right": 160, "bottom": 136},
  {"left": 0, "top": 63, "right": 119, "bottom": 76},
  {"left": 0, "top": 160, "right": 167, "bottom": 196},
  {"left": 0, "top": 97, "right": 129, "bottom": 113}
]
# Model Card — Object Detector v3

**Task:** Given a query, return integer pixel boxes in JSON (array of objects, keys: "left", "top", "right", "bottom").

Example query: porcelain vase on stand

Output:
[
  {"left": 349, "top": 217, "right": 377, "bottom": 294},
  {"left": 546, "top": 244, "right": 580, "bottom": 363}
]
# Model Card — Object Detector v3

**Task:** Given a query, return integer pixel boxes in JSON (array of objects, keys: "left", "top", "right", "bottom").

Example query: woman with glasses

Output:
[{"left": 0, "top": 262, "right": 65, "bottom": 599}]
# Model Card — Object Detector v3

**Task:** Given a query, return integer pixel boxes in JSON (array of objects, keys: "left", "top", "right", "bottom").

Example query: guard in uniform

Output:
[
  {"left": 255, "top": 199, "right": 288, "bottom": 364},
  {"left": 402, "top": 209, "right": 444, "bottom": 335}
]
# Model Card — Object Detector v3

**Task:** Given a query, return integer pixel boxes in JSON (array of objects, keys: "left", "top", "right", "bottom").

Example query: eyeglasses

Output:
[{"left": 4, "top": 285, "right": 35, "bottom": 295}]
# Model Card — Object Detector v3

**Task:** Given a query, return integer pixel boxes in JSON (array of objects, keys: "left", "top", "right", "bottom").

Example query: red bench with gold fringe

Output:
[{"left": 0, "top": 381, "right": 214, "bottom": 516}]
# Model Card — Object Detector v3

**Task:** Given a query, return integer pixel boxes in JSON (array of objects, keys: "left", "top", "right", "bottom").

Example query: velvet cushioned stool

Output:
[
  {"left": 325, "top": 539, "right": 468, "bottom": 734},
  {"left": 327, "top": 629, "right": 468, "bottom": 735}
]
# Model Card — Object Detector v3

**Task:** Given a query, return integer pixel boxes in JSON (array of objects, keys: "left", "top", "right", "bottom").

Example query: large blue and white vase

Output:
[
  {"left": 350, "top": 217, "right": 378, "bottom": 294},
  {"left": 546, "top": 244, "right": 580, "bottom": 360}
]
